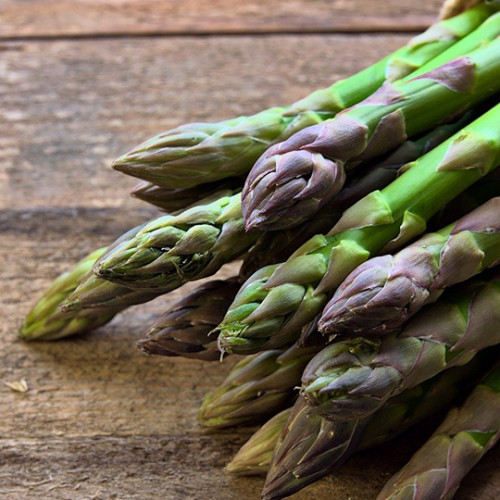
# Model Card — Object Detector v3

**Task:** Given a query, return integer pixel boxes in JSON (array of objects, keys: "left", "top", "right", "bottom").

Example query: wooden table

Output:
[{"left": 1, "top": 1, "right": 499, "bottom": 498}]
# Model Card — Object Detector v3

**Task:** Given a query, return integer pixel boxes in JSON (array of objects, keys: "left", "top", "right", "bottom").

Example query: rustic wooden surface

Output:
[
  {"left": 1, "top": 0, "right": 443, "bottom": 38},
  {"left": 2, "top": 2, "right": 499, "bottom": 499}
]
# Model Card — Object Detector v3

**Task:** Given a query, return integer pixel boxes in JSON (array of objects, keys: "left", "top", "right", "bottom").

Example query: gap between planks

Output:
[{"left": 0, "top": 24, "right": 427, "bottom": 43}]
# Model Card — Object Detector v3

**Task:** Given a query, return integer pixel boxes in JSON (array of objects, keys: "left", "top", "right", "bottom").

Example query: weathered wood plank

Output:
[
  {"left": 1, "top": 0, "right": 443, "bottom": 38},
  {"left": 0, "top": 34, "right": 409, "bottom": 210}
]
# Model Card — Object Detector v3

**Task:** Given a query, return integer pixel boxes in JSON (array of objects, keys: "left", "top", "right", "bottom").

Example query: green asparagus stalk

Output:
[
  {"left": 426, "top": 167, "right": 500, "bottom": 230},
  {"left": 137, "top": 277, "right": 240, "bottom": 361},
  {"left": 130, "top": 177, "right": 243, "bottom": 212},
  {"left": 19, "top": 248, "right": 119, "bottom": 341},
  {"left": 240, "top": 111, "right": 479, "bottom": 279},
  {"left": 376, "top": 361, "right": 500, "bottom": 500},
  {"left": 301, "top": 270, "right": 500, "bottom": 421},
  {"left": 111, "top": 5, "right": 494, "bottom": 188},
  {"left": 215, "top": 104, "right": 500, "bottom": 355},
  {"left": 91, "top": 191, "right": 257, "bottom": 291},
  {"left": 198, "top": 343, "right": 321, "bottom": 428},
  {"left": 242, "top": 17, "right": 500, "bottom": 231},
  {"left": 318, "top": 197, "right": 500, "bottom": 337}
]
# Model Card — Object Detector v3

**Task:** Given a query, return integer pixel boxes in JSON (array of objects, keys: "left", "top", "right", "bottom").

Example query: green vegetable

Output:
[
  {"left": 137, "top": 277, "right": 240, "bottom": 361},
  {"left": 198, "top": 343, "right": 320, "bottom": 428},
  {"left": 301, "top": 270, "right": 500, "bottom": 420}
]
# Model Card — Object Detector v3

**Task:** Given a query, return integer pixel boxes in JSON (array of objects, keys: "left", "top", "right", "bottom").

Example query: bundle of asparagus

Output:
[{"left": 20, "top": 1, "right": 500, "bottom": 499}]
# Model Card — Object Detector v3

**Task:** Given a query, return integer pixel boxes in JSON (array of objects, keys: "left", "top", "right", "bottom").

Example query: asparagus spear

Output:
[
  {"left": 242, "top": 17, "right": 500, "bottom": 231},
  {"left": 111, "top": 5, "right": 494, "bottom": 188},
  {"left": 301, "top": 270, "right": 500, "bottom": 421},
  {"left": 319, "top": 197, "right": 500, "bottom": 337},
  {"left": 57, "top": 189, "right": 248, "bottom": 311},
  {"left": 24, "top": 112, "right": 487, "bottom": 336},
  {"left": 376, "top": 361, "right": 500, "bottom": 500},
  {"left": 88, "top": 191, "right": 258, "bottom": 292},
  {"left": 241, "top": 111, "right": 479, "bottom": 279},
  {"left": 62, "top": 111, "right": 490, "bottom": 313},
  {"left": 137, "top": 277, "right": 240, "bottom": 361},
  {"left": 198, "top": 343, "right": 320, "bottom": 428},
  {"left": 18, "top": 248, "right": 120, "bottom": 341},
  {"left": 258, "top": 353, "right": 494, "bottom": 500},
  {"left": 216, "top": 104, "right": 500, "bottom": 355}
]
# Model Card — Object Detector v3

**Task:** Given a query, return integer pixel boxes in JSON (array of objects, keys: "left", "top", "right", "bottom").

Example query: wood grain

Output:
[
  {"left": 1, "top": 0, "right": 443, "bottom": 39},
  {"left": 2, "top": 3, "right": 500, "bottom": 498},
  {"left": 0, "top": 34, "right": 408, "bottom": 210}
]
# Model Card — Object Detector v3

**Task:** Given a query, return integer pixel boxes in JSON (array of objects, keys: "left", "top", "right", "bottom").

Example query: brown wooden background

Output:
[{"left": 2, "top": 1, "right": 499, "bottom": 499}]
